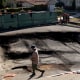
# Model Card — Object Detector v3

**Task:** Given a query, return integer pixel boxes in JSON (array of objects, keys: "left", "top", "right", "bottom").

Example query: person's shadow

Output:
[
  {"left": 12, "top": 66, "right": 36, "bottom": 80},
  {"left": 11, "top": 65, "right": 31, "bottom": 72}
]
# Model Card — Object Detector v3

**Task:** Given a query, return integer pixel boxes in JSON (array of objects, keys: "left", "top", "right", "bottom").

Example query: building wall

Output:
[
  {"left": 22, "top": 2, "right": 34, "bottom": 8},
  {"left": 61, "top": 0, "right": 80, "bottom": 8},
  {"left": 48, "top": 0, "right": 57, "bottom": 12},
  {"left": 6, "top": 0, "right": 34, "bottom": 8},
  {"left": 60, "top": 0, "right": 73, "bottom": 6},
  {"left": 48, "top": 0, "right": 57, "bottom": 5},
  {"left": 6, "top": 0, "right": 80, "bottom": 9},
  {"left": 6, "top": 0, "right": 17, "bottom": 8},
  {"left": 76, "top": 0, "right": 80, "bottom": 8}
]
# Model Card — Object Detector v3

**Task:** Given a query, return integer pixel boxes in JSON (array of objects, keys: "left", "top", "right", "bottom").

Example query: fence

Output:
[{"left": 0, "top": 11, "right": 58, "bottom": 32}]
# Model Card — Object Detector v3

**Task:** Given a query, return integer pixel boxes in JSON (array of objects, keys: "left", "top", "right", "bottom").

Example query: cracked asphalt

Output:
[{"left": 0, "top": 24, "right": 80, "bottom": 80}]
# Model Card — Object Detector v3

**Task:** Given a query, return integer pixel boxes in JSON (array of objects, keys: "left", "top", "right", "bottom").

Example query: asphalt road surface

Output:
[{"left": 0, "top": 25, "right": 80, "bottom": 80}]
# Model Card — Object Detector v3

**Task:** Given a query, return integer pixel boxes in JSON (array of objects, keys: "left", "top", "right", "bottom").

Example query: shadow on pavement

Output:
[{"left": 11, "top": 65, "right": 32, "bottom": 72}]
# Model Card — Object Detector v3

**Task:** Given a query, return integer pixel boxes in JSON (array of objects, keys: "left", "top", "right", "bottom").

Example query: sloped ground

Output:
[
  {"left": 0, "top": 23, "right": 80, "bottom": 80},
  {"left": 0, "top": 31, "right": 80, "bottom": 80}
]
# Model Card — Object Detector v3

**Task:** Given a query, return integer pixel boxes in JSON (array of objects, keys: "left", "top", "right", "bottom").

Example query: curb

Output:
[
  {"left": 40, "top": 70, "right": 80, "bottom": 79},
  {"left": 69, "top": 22, "right": 80, "bottom": 26}
]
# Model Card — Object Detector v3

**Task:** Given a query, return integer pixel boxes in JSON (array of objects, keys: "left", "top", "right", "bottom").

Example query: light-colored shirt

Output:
[{"left": 31, "top": 49, "right": 39, "bottom": 64}]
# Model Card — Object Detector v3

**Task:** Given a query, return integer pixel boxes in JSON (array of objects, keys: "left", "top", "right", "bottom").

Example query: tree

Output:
[
  {"left": 72, "top": 0, "right": 76, "bottom": 10},
  {"left": 55, "top": 1, "right": 64, "bottom": 8},
  {"left": 0, "top": 0, "right": 7, "bottom": 9}
]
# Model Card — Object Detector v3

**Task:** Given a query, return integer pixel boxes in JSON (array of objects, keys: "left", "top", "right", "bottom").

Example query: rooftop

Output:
[{"left": 16, "top": 0, "right": 49, "bottom": 5}]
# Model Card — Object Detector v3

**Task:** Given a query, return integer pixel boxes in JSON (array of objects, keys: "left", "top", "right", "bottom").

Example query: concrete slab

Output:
[
  {"left": 32, "top": 74, "right": 80, "bottom": 80},
  {"left": 6, "top": 38, "right": 80, "bottom": 53},
  {"left": 0, "top": 25, "right": 80, "bottom": 36},
  {"left": 43, "top": 39, "right": 72, "bottom": 51}
]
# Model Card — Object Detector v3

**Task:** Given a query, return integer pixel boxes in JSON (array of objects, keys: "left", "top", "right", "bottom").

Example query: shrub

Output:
[{"left": 31, "top": 5, "right": 48, "bottom": 11}]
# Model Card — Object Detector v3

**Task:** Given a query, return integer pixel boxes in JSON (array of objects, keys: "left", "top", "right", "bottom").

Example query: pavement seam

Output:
[{"left": 32, "top": 71, "right": 80, "bottom": 80}]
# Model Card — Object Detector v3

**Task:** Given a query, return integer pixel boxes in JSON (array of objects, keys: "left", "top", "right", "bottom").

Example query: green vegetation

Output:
[
  {"left": 31, "top": 5, "right": 48, "bottom": 11},
  {"left": 0, "top": 0, "right": 7, "bottom": 9},
  {"left": 0, "top": 5, "right": 48, "bottom": 13}
]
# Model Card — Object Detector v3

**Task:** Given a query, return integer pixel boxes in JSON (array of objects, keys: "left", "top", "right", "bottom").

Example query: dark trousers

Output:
[{"left": 32, "top": 63, "right": 43, "bottom": 74}]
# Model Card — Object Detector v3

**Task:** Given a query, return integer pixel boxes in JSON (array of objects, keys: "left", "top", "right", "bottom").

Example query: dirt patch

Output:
[
  {"left": 70, "top": 17, "right": 80, "bottom": 23},
  {"left": 40, "top": 64, "right": 71, "bottom": 71}
]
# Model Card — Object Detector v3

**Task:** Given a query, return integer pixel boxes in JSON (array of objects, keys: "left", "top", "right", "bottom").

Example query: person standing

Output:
[{"left": 30, "top": 45, "right": 45, "bottom": 77}]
